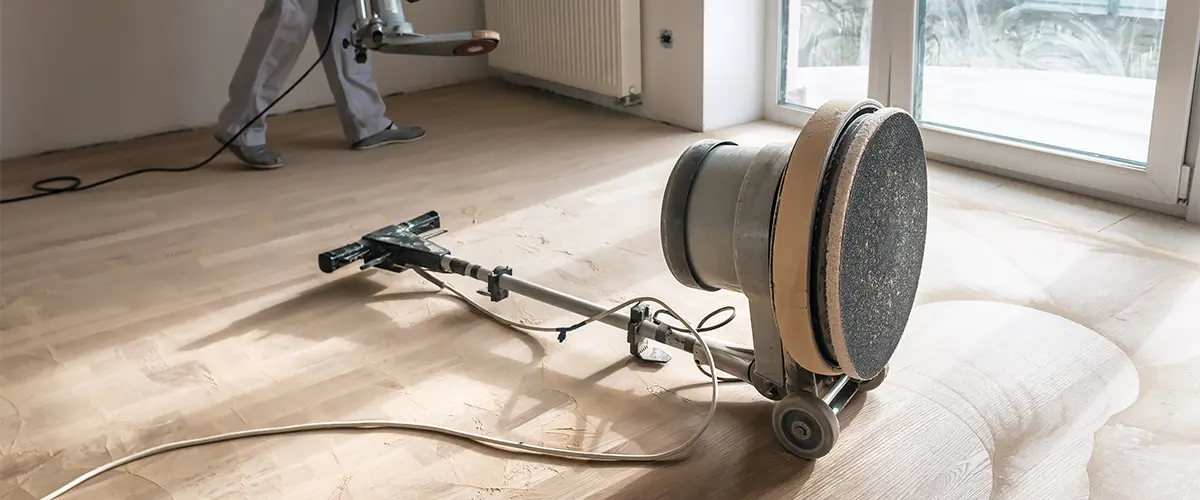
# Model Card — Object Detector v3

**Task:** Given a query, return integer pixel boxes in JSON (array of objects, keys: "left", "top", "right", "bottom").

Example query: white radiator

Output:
[{"left": 483, "top": 0, "right": 643, "bottom": 102}]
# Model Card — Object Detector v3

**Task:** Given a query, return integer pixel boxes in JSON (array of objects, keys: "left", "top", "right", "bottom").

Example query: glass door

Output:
[
  {"left": 766, "top": 0, "right": 1200, "bottom": 208},
  {"left": 764, "top": 0, "right": 889, "bottom": 125}
]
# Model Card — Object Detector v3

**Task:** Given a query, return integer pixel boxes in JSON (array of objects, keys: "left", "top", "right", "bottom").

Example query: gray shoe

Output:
[
  {"left": 352, "top": 123, "right": 426, "bottom": 150},
  {"left": 215, "top": 135, "right": 283, "bottom": 169}
]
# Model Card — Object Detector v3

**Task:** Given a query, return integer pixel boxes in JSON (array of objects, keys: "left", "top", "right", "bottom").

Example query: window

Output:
[{"left": 768, "top": 0, "right": 1200, "bottom": 210}]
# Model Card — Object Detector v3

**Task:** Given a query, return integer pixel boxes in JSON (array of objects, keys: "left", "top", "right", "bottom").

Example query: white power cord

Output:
[{"left": 38, "top": 270, "right": 722, "bottom": 500}]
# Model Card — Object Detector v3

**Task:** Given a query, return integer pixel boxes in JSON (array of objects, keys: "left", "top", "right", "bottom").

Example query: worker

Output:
[{"left": 214, "top": 0, "right": 425, "bottom": 168}]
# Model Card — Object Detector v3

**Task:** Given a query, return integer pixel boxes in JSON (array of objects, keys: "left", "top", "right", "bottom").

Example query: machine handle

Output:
[
  {"left": 319, "top": 241, "right": 370, "bottom": 273},
  {"left": 318, "top": 211, "right": 440, "bottom": 273},
  {"left": 400, "top": 210, "right": 440, "bottom": 235}
]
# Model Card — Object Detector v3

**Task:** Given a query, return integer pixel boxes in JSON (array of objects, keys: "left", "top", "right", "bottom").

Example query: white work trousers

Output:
[{"left": 216, "top": 0, "right": 391, "bottom": 146}]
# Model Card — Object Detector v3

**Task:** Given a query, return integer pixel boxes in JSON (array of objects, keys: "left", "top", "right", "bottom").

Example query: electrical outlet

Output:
[{"left": 659, "top": 29, "right": 673, "bottom": 49}]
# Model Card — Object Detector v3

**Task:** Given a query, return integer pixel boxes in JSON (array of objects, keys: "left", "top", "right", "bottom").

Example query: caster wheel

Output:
[
  {"left": 772, "top": 392, "right": 840, "bottom": 459},
  {"left": 856, "top": 365, "right": 888, "bottom": 392}
]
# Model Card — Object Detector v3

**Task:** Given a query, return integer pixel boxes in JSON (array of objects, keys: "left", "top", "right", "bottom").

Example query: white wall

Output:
[
  {"left": 1, "top": 0, "right": 766, "bottom": 159},
  {"left": 577, "top": 0, "right": 763, "bottom": 132},
  {"left": 0, "top": 0, "right": 492, "bottom": 159},
  {"left": 490, "top": 0, "right": 763, "bottom": 133},
  {"left": 702, "top": 0, "right": 765, "bottom": 131},
  {"left": 638, "top": 0, "right": 705, "bottom": 130}
]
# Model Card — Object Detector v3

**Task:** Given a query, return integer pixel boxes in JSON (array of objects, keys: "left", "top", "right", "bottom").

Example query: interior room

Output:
[{"left": 2, "top": 1, "right": 1198, "bottom": 499}]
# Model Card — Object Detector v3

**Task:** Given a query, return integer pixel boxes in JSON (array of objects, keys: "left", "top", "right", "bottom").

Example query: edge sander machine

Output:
[
  {"left": 347, "top": 0, "right": 500, "bottom": 61},
  {"left": 317, "top": 99, "right": 930, "bottom": 459}
]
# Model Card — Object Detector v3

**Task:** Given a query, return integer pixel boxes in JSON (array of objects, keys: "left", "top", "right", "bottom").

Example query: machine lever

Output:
[
  {"left": 318, "top": 241, "right": 370, "bottom": 273},
  {"left": 317, "top": 211, "right": 449, "bottom": 274},
  {"left": 399, "top": 210, "right": 440, "bottom": 235}
]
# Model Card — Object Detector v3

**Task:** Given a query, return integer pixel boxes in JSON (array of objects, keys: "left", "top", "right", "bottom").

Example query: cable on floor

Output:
[
  {"left": 37, "top": 270, "right": 729, "bottom": 500},
  {"left": 0, "top": 0, "right": 346, "bottom": 205},
  {"left": 419, "top": 269, "right": 744, "bottom": 382},
  {"left": 653, "top": 306, "right": 745, "bottom": 383}
]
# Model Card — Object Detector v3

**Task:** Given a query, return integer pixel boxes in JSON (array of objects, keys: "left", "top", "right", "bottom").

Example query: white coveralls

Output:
[{"left": 216, "top": 0, "right": 392, "bottom": 147}]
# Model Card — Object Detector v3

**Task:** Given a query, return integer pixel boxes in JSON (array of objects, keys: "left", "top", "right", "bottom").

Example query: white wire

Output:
[{"left": 39, "top": 270, "right": 721, "bottom": 500}]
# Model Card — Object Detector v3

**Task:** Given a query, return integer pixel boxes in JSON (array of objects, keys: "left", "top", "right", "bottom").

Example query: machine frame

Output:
[{"left": 317, "top": 210, "right": 885, "bottom": 459}]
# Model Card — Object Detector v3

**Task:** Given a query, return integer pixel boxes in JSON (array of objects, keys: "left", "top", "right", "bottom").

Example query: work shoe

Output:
[
  {"left": 215, "top": 135, "right": 284, "bottom": 169},
  {"left": 352, "top": 123, "right": 426, "bottom": 150}
]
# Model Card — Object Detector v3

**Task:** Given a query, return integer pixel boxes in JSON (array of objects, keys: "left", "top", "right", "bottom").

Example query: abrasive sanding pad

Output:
[{"left": 771, "top": 100, "right": 928, "bottom": 381}]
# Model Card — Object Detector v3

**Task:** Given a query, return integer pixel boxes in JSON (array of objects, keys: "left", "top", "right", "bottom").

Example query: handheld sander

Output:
[
  {"left": 318, "top": 99, "right": 929, "bottom": 459},
  {"left": 347, "top": 0, "right": 500, "bottom": 62}
]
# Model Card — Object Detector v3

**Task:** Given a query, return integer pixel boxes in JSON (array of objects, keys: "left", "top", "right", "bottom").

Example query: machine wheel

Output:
[
  {"left": 856, "top": 364, "right": 888, "bottom": 392},
  {"left": 772, "top": 392, "right": 840, "bottom": 459}
]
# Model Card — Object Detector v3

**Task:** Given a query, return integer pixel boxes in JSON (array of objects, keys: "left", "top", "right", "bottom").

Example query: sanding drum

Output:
[{"left": 661, "top": 99, "right": 928, "bottom": 455}]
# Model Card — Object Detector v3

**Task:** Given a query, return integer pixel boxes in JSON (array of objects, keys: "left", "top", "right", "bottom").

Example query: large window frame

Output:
[{"left": 764, "top": 0, "right": 1200, "bottom": 220}]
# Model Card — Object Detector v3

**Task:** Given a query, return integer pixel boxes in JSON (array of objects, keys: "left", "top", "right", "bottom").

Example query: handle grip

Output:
[
  {"left": 400, "top": 210, "right": 440, "bottom": 235},
  {"left": 319, "top": 241, "right": 369, "bottom": 273},
  {"left": 318, "top": 211, "right": 441, "bottom": 273}
]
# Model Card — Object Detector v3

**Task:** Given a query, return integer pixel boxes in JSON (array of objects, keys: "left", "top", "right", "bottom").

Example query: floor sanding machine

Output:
[
  {"left": 347, "top": 0, "right": 500, "bottom": 61},
  {"left": 318, "top": 99, "right": 928, "bottom": 459}
]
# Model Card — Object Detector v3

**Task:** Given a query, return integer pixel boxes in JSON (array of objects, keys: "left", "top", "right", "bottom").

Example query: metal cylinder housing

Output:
[{"left": 661, "top": 141, "right": 789, "bottom": 297}]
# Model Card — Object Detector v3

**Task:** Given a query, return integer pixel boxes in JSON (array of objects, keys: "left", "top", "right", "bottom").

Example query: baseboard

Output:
[
  {"left": 0, "top": 77, "right": 490, "bottom": 161},
  {"left": 494, "top": 71, "right": 700, "bottom": 132}
]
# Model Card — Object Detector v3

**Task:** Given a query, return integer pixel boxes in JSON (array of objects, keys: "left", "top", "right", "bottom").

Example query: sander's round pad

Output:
[
  {"left": 771, "top": 100, "right": 927, "bottom": 380},
  {"left": 453, "top": 31, "right": 501, "bottom": 56},
  {"left": 816, "top": 108, "right": 928, "bottom": 381},
  {"left": 771, "top": 99, "right": 881, "bottom": 376}
]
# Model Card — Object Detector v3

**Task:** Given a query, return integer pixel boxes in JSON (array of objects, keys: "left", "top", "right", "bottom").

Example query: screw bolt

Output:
[{"left": 791, "top": 421, "right": 811, "bottom": 440}]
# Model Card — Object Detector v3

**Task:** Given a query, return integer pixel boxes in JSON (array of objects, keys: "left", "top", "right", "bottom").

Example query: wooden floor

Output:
[{"left": 2, "top": 80, "right": 1198, "bottom": 500}]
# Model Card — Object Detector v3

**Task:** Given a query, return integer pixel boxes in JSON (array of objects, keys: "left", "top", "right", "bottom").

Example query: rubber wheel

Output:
[
  {"left": 772, "top": 392, "right": 840, "bottom": 459},
  {"left": 856, "top": 364, "right": 888, "bottom": 392}
]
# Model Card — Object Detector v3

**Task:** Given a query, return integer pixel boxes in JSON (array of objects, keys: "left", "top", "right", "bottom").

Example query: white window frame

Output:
[
  {"left": 764, "top": 0, "right": 1200, "bottom": 217},
  {"left": 763, "top": 0, "right": 891, "bottom": 127},
  {"left": 1187, "top": 55, "right": 1200, "bottom": 222}
]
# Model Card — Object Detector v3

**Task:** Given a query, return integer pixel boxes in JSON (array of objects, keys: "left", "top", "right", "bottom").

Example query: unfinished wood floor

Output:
[{"left": 2, "top": 80, "right": 1199, "bottom": 500}]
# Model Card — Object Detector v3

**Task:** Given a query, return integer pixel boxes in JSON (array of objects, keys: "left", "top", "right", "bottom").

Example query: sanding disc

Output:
[
  {"left": 453, "top": 30, "right": 501, "bottom": 56},
  {"left": 815, "top": 108, "right": 928, "bottom": 381},
  {"left": 770, "top": 100, "right": 927, "bottom": 380},
  {"left": 771, "top": 99, "right": 880, "bottom": 376}
]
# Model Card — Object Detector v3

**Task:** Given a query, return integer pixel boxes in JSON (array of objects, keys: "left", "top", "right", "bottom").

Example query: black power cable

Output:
[{"left": 0, "top": 0, "right": 345, "bottom": 205}]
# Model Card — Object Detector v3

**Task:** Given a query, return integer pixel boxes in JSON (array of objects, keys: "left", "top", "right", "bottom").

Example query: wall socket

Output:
[{"left": 659, "top": 29, "right": 673, "bottom": 49}]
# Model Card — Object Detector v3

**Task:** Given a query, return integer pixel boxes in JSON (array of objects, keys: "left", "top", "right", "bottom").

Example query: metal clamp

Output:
[
  {"left": 486, "top": 266, "right": 512, "bottom": 302},
  {"left": 628, "top": 303, "right": 671, "bottom": 364}
]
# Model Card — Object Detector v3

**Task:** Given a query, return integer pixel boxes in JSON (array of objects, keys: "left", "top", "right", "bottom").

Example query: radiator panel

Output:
[{"left": 484, "top": 0, "right": 642, "bottom": 99}]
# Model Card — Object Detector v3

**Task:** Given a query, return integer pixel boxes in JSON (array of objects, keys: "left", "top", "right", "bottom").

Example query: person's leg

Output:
[
  {"left": 215, "top": 0, "right": 320, "bottom": 166},
  {"left": 314, "top": 0, "right": 425, "bottom": 149}
]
